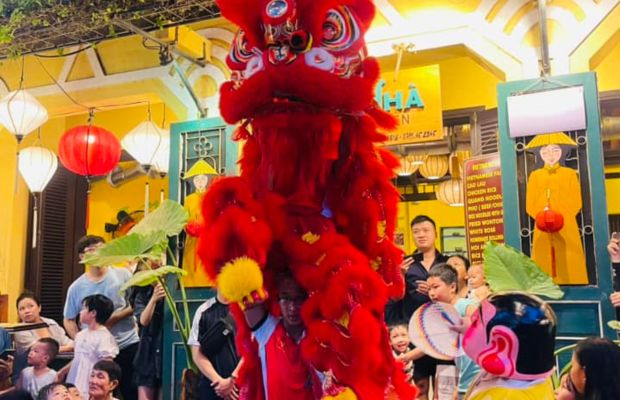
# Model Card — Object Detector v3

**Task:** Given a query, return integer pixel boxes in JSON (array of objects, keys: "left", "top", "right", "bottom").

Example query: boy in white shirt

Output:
[{"left": 16, "top": 337, "right": 58, "bottom": 398}]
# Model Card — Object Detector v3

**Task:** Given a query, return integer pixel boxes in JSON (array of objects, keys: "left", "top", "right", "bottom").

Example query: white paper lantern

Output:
[
  {"left": 0, "top": 90, "right": 48, "bottom": 141},
  {"left": 436, "top": 178, "right": 464, "bottom": 207},
  {"left": 152, "top": 133, "right": 170, "bottom": 176},
  {"left": 18, "top": 146, "right": 58, "bottom": 193},
  {"left": 419, "top": 155, "right": 449, "bottom": 180},
  {"left": 121, "top": 121, "right": 169, "bottom": 169}
]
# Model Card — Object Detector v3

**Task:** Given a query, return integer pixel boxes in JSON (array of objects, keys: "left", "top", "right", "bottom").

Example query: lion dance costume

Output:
[{"left": 198, "top": 0, "right": 417, "bottom": 398}]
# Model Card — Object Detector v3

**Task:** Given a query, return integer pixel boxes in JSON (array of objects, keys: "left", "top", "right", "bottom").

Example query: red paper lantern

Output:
[
  {"left": 58, "top": 125, "right": 121, "bottom": 176},
  {"left": 535, "top": 207, "right": 564, "bottom": 233}
]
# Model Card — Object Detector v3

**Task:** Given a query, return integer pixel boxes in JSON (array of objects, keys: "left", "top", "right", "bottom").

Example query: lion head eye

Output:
[{"left": 321, "top": 7, "right": 361, "bottom": 53}]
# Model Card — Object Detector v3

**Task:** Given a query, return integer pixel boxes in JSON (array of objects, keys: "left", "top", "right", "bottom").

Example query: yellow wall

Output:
[
  {"left": 439, "top": 56, "right": 501, "bottom": 111},
  {"left": 396, "top": 200, "right": 466, "bottom": 255},
  {"left": 0, "top": 103, "right": 175, "bottom": 321}
]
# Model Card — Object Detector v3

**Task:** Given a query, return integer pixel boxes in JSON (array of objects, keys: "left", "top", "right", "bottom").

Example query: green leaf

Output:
[
  {"left": 81, "top": 231, "right": 166, "bottom": 266},
  {"left": 483, "top": 241, "right": 564, "bottom": 299},
  {"left": 130, "top": 200, "right": 188, "bottom": 237},
  {"left": 120, "top": 266, "right": 187, "bottom": 294},
  {"left": 608, "top": 320, "right": 620, "bottom": 331}
]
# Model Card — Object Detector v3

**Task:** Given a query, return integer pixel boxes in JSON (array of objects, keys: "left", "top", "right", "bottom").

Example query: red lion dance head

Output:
[{"left": 200, "top": 0, "right": 417, "bottom": 398}]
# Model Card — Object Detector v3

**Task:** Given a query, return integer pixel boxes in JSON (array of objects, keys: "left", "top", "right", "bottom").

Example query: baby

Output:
[{"left": 467, "top": 264, "right": 491, "bottom": 302}]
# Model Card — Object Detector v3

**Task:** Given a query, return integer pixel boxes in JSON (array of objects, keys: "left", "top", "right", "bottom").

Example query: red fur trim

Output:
[{"left": 215, "top": 0, "right": 263, "bottom": 48}]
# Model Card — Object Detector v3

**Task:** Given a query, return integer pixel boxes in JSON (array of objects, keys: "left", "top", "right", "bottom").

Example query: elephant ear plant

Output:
[{"left": 81, "top": 200, "right": 197, "bottom": 372}]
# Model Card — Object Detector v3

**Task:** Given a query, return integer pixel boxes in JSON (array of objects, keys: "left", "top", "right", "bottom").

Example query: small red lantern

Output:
[
  {"left": 535, "top": 206, "right": 564, "bottom": 233},
  {"left": 58, "top": 125, "right": 121, "bottom": 176}
]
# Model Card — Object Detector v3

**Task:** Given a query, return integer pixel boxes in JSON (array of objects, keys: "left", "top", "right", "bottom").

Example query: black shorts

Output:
[
  {"left": 413, "top": 355, "right": 454, "bottom": 381},
  {"left": 135, "top": 372, "right": 161, "bottom": 389}
]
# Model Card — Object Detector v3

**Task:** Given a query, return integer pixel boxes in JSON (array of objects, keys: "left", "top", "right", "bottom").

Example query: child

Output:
[
  {"left": 389, "top": 324, "right": 414, "bottom": 383},
  {"left": 36, "top": 383, "right": 70, "bottom": 400},
  {"left": 467, "top": 264, "right": 491, "bottom": 302},
  {"left": 63, "top": 383, "right": 82, "bottom": 400},
  {"left": 16, "top": 337, "right": 59, "bottom": 399},
  {"left": 427, "top": 263, "right": 479, "bottom": 400},
  {"left": 58, "top": 295, "right": 119, "bottom": 399}
]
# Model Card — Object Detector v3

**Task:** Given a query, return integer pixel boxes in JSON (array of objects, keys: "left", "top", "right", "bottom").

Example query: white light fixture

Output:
[
  {"left": 121, "top": 120, "right": 169, "bottom": 171},
  {"left": 152, "top": 133, "right": 171, "bottom": 177},
  {"left": 436, "top": 178, "right": 464, "bottom": 207},
  {"left": 397, "top": 153, "right": 426, "bottom": 176},
  {"left": 0, "top": 89, "right": 48, "bottom": 143},
  {"left": 419, "top": 155, "right": 449, "bottom": 180},
  {"left": 18, "top": 146, "right": 58, "bottom": 193},
  {"left": 18, "top": 146, "right": 58, "bottom": 248}
]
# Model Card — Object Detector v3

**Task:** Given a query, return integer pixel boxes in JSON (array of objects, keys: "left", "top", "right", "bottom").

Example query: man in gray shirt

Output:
[{"left": 63, "top": 235, "right": 139, "bottom": 400}]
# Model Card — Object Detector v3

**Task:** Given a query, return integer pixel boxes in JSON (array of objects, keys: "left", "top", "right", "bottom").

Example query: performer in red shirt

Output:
[{"left": 242, "top": 273, "right": 322, "bottom": 400}]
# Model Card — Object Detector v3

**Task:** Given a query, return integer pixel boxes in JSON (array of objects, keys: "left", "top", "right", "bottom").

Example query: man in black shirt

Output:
[{"left": 385, "top": 215, "right": 447, "bottom": 400}]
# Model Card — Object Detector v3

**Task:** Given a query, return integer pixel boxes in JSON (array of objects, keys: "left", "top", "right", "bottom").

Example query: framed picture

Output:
[{"left": 441, "top": 227, "right": 467, "bottom": 257}]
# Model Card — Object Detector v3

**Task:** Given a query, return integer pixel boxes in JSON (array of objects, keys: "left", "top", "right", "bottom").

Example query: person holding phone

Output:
[{"left": 385, "top": 215, "right": 448, "bottom": 400}]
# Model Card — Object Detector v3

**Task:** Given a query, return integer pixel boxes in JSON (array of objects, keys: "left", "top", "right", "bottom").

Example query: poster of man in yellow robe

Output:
[
  {"left": 525, "top": 132, "right": 588, "bottom": 285},
  {"left": 182, "top": 159, "right": 218, "bottom": 287}
]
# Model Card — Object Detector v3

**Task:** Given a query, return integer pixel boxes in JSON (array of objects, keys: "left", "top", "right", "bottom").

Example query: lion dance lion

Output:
[{"left": 198, "top": 0, "right": 417, "bottom": 398}]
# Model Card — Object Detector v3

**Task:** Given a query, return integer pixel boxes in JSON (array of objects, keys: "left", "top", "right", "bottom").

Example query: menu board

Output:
[{"left": 464, "top": 154, "right": 504, "bottom": 263}]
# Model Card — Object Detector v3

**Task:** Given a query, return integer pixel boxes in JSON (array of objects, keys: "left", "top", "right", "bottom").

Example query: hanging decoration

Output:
[
  {"left": 58, "top": 121, "right": 121, "bottom": 229},
  {"left": 58, "top": 125, "right": 121, "bottom": 177},
  {"left": 0, "top": 90, "right": 48, "bottom": 143},
  {"left": 122, "top": 117, "right": 169, "bottom": 215},
  {"left": 436, "top": 178, "right": 464, "bottom": 206},
  {"left": 396, "top": 153, "right": 426, "bottom": 176},
  {"left": 121, "top": 120, "right": 169, "bottom": 172},
  {"left": 419, "top": 154, "right": 449, "bottom": 179},
  {"left": 18, "top": 146, "right": 58, "bottom": 248}
]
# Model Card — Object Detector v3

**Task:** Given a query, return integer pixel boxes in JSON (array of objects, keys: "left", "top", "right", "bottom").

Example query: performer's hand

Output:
[
  {"left": 186, "top": 220, "right": 204, "bottom": 237},
  {"left": 610, "top": 292, "right": 620, "bottom": 308},
  {"left": 608, "top": 234, "right": 620, "bottom": 263},
  {"left": 212, "top": 377, "right": 234, "bottom": 397}
]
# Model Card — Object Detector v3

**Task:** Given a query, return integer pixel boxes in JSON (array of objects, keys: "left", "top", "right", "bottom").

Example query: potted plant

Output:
[{"left": 82, "top": 200, "right": 199, "bottom": 399}]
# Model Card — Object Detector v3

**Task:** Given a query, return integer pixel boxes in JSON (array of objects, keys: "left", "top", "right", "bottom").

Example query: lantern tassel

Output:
[
  {"left": 85, "top": 179, "right": 91, "bottom": 231},
  {"left": 32, "top": 194, "right": 38, "bottom": 249},
  {"left": 160, "top": 189, "right": 164, "bottom": 205},
  {"left": 550, "top": 234, "right": 556, "bottom": 278}
]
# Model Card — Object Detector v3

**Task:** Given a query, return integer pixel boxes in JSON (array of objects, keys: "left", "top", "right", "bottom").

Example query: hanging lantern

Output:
[
  {"left": 436, "top": 178, "right": 464, "bottom": 206},
  {"left": 58, "top": 125, "right": 121, "bottom": 176},
  {"left": 152, "top": 130, "right": 171, "bottom": 177},
  {"left": 0, "top": 89, "right": 48, "bottom": 142},
  {"left": 18, "top": 146, "right": 58, "bottom": 193},
  {"left": 419, "top": 155, "right": 449, "bottom": 180},
  {"left": 535, "top": 206, "right": 564, "bottom": 233},
  {"left": 18, "top": 146, "right": 58, "bottom": 248},
  {"left": 122, "top": 121, "right": 169, "bottom": 171},
  {"left": 397, "top": 153, "right": 426, "bottom": 176}
]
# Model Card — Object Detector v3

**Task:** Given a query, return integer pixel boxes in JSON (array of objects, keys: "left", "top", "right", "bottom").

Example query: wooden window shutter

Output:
[
  {"left": 25, "top": 165, "right": 87, "bottom": 324},
  {"left": 472, "top": 109, "right": 499, "bottom": 156}
]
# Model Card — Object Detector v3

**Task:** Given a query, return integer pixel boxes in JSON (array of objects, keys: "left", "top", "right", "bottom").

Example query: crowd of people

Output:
[{"left": 0, "top": 216, "right": 618, "bottom": 399}]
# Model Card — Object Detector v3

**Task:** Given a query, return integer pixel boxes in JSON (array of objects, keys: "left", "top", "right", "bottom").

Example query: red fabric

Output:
[
  {"left": 265, "top": 322, "right": 321, "bottom": 400},
  {"left": 204, "top": 1, "right": 417, "bottom": 398}
]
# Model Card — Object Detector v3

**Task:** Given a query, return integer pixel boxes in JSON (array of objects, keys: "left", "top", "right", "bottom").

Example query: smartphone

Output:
[
  {"left": 0, "top": 349, "right": 15, "bottom": 360},
  {"left": 613, "top": 232, "right": 620, "bottom": 241}
]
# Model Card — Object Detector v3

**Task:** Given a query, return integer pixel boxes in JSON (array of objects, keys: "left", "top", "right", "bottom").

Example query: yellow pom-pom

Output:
[
  {"left": 322, "top": 388, "right": 357, "bottom": 400},
  {"left": 217, "top": 257, "right": 263, "bottom": 303}
]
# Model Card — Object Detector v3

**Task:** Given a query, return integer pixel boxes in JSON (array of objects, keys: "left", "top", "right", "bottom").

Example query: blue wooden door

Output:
[
  {"left": 162, "top": 117, "right": 237, "bottom": 399},
  {"left": 497, "top": 72, "right": 616, "bottom": 353}
]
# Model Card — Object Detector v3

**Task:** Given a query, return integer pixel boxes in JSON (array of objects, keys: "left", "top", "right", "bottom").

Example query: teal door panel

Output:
[
  {"left": 497, "top": 72, "right": 615, "bottom": 342},
  {"left": 162, "top": 117, "right": 237, "bottom": 399}
]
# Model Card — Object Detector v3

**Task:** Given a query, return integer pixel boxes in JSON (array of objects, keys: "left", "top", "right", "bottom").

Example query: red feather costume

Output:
[{"left": 198, "top": 1, "right": 417, "bottom": 398}]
